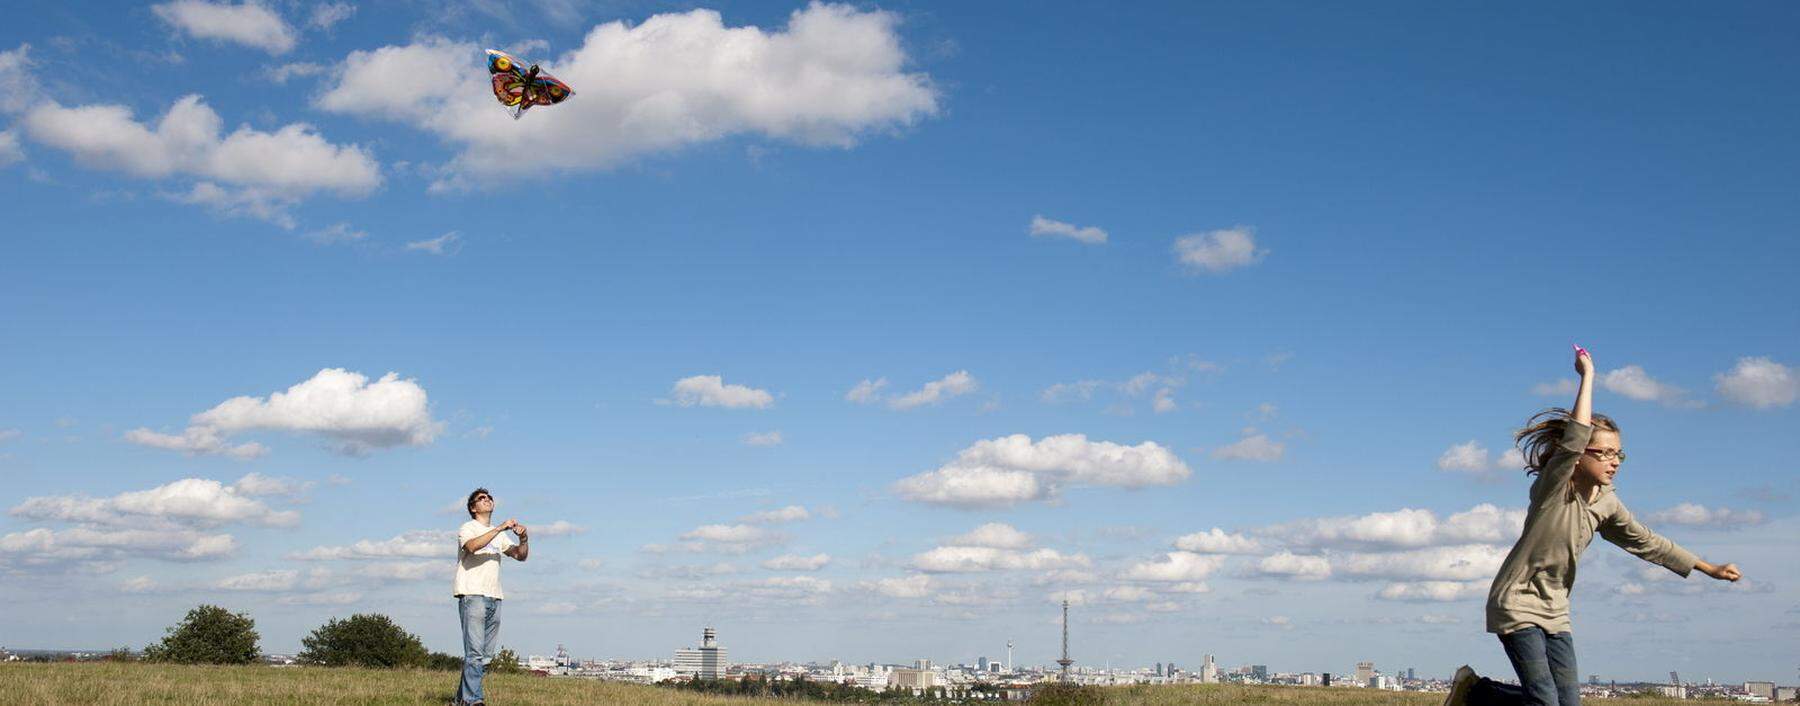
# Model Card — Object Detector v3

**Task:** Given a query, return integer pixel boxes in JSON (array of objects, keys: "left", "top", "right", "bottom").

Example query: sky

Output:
[{"left": 2, "top": 0, "right": 1798, "bottom": 685}]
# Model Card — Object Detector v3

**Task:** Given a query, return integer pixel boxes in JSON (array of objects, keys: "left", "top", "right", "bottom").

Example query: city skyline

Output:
[{"left": 3, "top": 0, "right": 1798, "bottom": 686}]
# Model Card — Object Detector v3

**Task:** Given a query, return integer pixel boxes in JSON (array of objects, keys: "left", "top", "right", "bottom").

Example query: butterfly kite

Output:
[{"left": 486, "top": 49, "right": 574, "bottom": 120}]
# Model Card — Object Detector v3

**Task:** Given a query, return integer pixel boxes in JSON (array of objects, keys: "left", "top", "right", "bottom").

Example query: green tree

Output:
[
  {"left": 489, "top": 647, "right": 523, "bottom": 674},
  {"left": 142, "top": 605, "right": 260, "bottom": 665},
  {"left": 423, "top": 651, "right": 464, "bottom": 671},
  {"left": 297, "top": 614, "right": 428, "bottom": 668}
]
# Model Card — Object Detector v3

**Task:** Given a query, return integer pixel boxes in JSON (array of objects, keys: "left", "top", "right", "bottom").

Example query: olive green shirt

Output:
[{"left": 1485, "top": 420, "right": 1698, "bottom": 635}]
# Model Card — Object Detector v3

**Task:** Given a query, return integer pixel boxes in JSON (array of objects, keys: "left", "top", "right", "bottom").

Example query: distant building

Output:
[
  {"left": 1747, "top": 682, "right": 1776, "bottom": 700},
  {"left": 1251, "top": 665, "right": 1268, "bottom": 681},
  {"left": 914, "top": 658, "right": 931, "bottom": 670},
  {"left": 1355, "top": 661, "right": 1375, "bottom": 686},
  {"left": 1200, "top": 654, "right": 1219, "bottom": 684},
  {"left": 673, "top": 627, "right": 728, "bottom": 680},
  {"left": 892, "top": 668, "right": 935, "bottom": 690},
  {"left": 978, "top": 656, "right": 989, "bottom": 672},
  {"left": 1773, "top": 686, "right": 1798, "bottom": 702}
]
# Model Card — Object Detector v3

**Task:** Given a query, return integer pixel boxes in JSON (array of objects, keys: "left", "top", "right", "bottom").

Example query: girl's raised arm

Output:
[{"left": 1572, "top": 346, "right": 1594, "bottom": 426}]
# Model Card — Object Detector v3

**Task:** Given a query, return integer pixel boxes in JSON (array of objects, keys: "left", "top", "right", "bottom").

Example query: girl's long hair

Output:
[{"left": 1514, "top": 408, "right": 1619, "bottom": 476}]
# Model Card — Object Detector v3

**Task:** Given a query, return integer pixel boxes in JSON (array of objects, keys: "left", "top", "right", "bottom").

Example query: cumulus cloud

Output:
[
  {"left": 860, "top": 574, "right": 934, "bottom": 599},
  {"left": 949, "top": 522, "right": 1034, "bottom": 550},
  {"left": 1436, "top": 442, "right": 1522, "bottom": 478},
  {"left": 911, "top": 546, "right": 1088, "bottom": 573},
  {"left": 22, "top": 95, "right": 378, "bottom": 226},
  {"left": 668, "top": 375, "right": 774, "bottom": 409},
  {"left": 1173, "top": 226, "right": 1265, "bottom": 273},
  {"left": 1647, "top": 503, "right": 1766, "bottom": 529},
  {"left": 290, "top": 530, "right": 454, "bottom": 560},
  {"left": 308, "top": 1, "right": 354, "bottom": 30},
  {"left": 1172, "top": 528, "right": 1262, "bottom": 555},
  {"left": 762, "top": 553, "right": 831, "bottom": 571},
  {"left": 672, "top": 523, "right": 785, "bottom": 553},
  {"left": 893, "top": 433, "right": 1192, "bottom": 508},
  {"left": 1211, "top": 430, "right": 1283, "bottom": 462},
  {"left": 1253, "top": 552, "right": 1332, "bottom": 580},
  {"left": 1531, "top": 378, "right": 1578, "bottom": 396},
  {"left": 742, "top": 431, "right": 784, "bottom": 447},
  {"left": 1376, "top": 580, "right": 1487, "bottom": 602},
  {"left": 214, "top": 569, "right": 299, "bottom": 591},
  {"left": 1714, "top": 357, "right": 1796, "bottom": 409},
  {"left": 264, "top": 61, "right": 325, "bottom": 84},
  {"left": 1261, "top": 504, "right": 1525, "bottom": 550},
  {"left": 230, "top": 472, "right": 312, "bottom": 498},
  {"left": 11, "top": 478, "right": 300, "bottom": 528},
  {"left": 1, "top": 45, "right": 34, "bottom": 114},
  {"left": 1122, "top": 552, "right": 1225, "bottom": 582},
  {"left": 0, "top": 130, "right": 21, "bottom": 168},
  {"left": 0, "top": 526, "right": 237, "bottom": 566},
  {"left": 315, "top": 4, "right": 939, "bottom": 190},
  {"left": 153, "top": 1, "right": 297, "bottom": 55},
  {"left": 532, "top": 520, "right": 586, "bottom": 537},
  {"left": 1029, "top": 215, "right": 1107, "bottom": 244},
  {"left": 740, "top": 505, "right": 810, "bottom": 524},
  {"left": 1602, "top": 365, "right": 1689, "bottom": 406},
  {"left": 1332, "top": 544, "right": 1510, "bottom": 582},
  {"left": 126, "top": 368, "right": 443, "bottom": 457},
  {"left": 844, "top": 378, "right": 888, "bottom": 404},
  {"left": 888, "top": 370, "right": 978, "bottom": 410}
]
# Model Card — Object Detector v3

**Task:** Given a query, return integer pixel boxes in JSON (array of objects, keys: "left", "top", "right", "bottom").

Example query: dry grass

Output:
[{"left": 0, "top": 663, "right": 1691, "bottom": 706}]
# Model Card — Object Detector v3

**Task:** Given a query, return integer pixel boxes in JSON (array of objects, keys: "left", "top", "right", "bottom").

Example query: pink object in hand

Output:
[{"left": 1573, "top": 344, "right": 1589, "bottom": 358}]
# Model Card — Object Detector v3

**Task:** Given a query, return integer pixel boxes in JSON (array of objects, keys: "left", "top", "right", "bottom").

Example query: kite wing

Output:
[{"left": 485, "top": 48, "right": 574, "bottom": 120}]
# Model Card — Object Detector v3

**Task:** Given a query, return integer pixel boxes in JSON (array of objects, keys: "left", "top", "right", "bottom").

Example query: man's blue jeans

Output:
[
  {"left": 457, "top": 595, "right": 502, "bottom": 705},
  {"left": 1469, "top": 627, "right": 1580, "bottom": 706}
]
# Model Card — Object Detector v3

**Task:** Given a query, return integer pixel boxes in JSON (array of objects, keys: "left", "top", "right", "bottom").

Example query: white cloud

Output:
[
  {"left": 888, "top": 370, "right": 978, "bottom": 410},
  {"left": 742, "top": 430, "right": 784, "bottom": 447},
  {"left": 669, "top": 375, "right": 774, "bottom": 409},
  {"left": 290, "top": 530, "right": 454, "bottom": 560},
  {"left": 1039, "top": 380, "right": 1102, "bottom": 403},
  {"left": 0, "top": 428, "right": 20, "bottom": 442},
  {"left": 1646, "top": 503, "right": 1766, "bottom": 529},
  {"left": 10, "top": 478, "right": 299, "bottom": 528},
  {"left": 0, "top": 130, "right": 21, "bottom": 168},
  {"left": 1333, "top": 544, "right": 1510, "bottom": 582},
  {"left": 308, "top": 1, "right": 354, "bottom": 30},
  {"left": 1260, "top": 504, "right": 1523, "bottom": 550},
  {"left": 533, "top": 520, "right": 586, "bottom": 537},
  {"left": 1028, "top": 215, "right": 1107, "bottom": 244},
  {"left": 911, "top": 546, "right": 1089, "bottom": 573},
  {"left": 215, "top": 569, "right": 299, "bottom": 591},
  {"left": 1253, "top": 552, "right": 1332, "bottom": 580},
  {"left": 121, "top": 576, "right": 159, "bottom": 593},
  {"left": 949, "top": 523, "right": 1034, "bottom": 550},
  {"left": 860, "top": 574, "right": 934, "bottom": 599},
  {"left": 1, "top": 45, "right": 33, "bottom": 114},
  {"left": 1714, "top": 357, "right": 1796, "bottom": 409},
  {"left": 264, "top": 62, "right": 325, "bottom": 84},
  {"left": 20, "top": 95, "right": 379, "bottom": 226},
  {"left": 844, "top": 378, "right": 888, "bottom": 404},
  {"left": 0, "top": 526, "right": 237, "bottom": 565},
  {"left": 762, "top": 553, "right": 831, "bottom": 571},
  {"left": 1436, "top": 441, "right": 1491, "bottom": 473},
  {"left": 1602, "top": 365, "right": 1687, "bottom": 406},
  {"left": 1211, "top": 431, "right": 1283, "bottom": 462},
  {"left": 278, "top": 590, "right": 363, "bottom": 605},
  {"left": 315, "top": 5, "right": 938, "bottom": 190},
  {"left": 893, "top": 433, "right": 1192, "bottom": 508},
  {"left": 675, "top": 523, "right": 785, "bottom": 553},
  {"left": 1121, "top": 551, "right": 1225, "bottom": 583},
  {"left": 153, "top": 1, "right": 297, "bottom": 55},
  {"left": 1531, "top": 378, "right": 1577, "bottom": 396},
  {"left": 1151, "top": 388, "right": 1177, "bottom": 414},
  {"left": 405, "top": 231, "right": 462, "bottom": 255},
  {"left": 1376, "top": 580, "right": 1487, "bottom": 602},
  {"left": 1172, "top": 528, "right": 1262, "bottom": 555},
  {"left": 1173, "top": 226, "right": 1264, "bottom": 273},
  {"left": 126, "top": 368, "right": 443, "bottom": 457},
  {"left": 230, "top": 472, "right": 312, "bottom": 498},
  {"left": 740, "top": 505, "right": 810, "bottom": 524}
]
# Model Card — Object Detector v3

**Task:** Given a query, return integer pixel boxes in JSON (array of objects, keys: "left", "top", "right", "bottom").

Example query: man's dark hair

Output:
[{"left": 466, "top": 488, "right": 491, "bottom": 519}]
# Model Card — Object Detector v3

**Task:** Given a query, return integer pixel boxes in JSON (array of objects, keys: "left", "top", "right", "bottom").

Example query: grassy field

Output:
[{"left": 0, "top": 663, "right": 1691, "bottom": 706}]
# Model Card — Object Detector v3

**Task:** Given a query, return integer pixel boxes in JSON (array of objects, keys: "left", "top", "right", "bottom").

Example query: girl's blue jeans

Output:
[{"left": 1469, "top": 626, "right": 1580, "bottom": 706}]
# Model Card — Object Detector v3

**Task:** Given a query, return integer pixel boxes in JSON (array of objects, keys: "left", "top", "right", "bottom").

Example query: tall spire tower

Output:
[{"left": 1056, "top": 599, "right": 1074, "bottom": 682}]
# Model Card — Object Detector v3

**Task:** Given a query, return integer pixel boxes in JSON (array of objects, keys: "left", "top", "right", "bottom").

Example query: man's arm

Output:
[
  {"left": 504, "top": 524, "right": 529, "bottom": 561},
  {"left": 462, "top": 519, "right": 516, "bottom": 554}
]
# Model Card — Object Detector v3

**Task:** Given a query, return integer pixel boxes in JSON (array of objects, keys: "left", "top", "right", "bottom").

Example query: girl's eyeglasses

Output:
[{"left": 1583, "top": 448, "right": 1626, "bottom": 462}]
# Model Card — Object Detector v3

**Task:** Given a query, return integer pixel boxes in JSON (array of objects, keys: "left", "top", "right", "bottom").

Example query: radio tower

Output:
[
  {"left": 1056, "top": 599, "right": 1074, "bottom": 682},
  {"left": 1005, "top": 639, "right": 1013, "bottom": 673}
]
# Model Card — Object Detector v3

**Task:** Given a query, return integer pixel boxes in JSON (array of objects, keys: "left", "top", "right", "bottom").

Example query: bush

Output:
[
  {"left": 424, "top": 651, "right": 463, "bottom": 671},
  {"left": 142, "top": 605, "right": 260, "bottom": 665},
  {"left": 1028, "top": 683, "right": 1106, "bottom": 706},
  {"left": 297, "top": 614, "right": 429, "bottom": 668},
  {"left": 489, "top": 648, "right": 522, "bottom": 674}
]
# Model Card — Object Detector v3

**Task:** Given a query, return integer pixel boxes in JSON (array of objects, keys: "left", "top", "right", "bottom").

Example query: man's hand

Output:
[
  {"left": 513, "top": 523, "right": 528, "bottom": 540},
  {"left": 498, "top": 518, "right": 518, "bottom": 531},
  {"left": 1702, "top": 562, "right": 1741, "bottom": 582}
]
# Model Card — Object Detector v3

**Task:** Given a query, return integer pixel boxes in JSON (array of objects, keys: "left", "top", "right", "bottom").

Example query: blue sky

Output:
[{"left": 2, "top": 0, "right": 1797, "bottom": 684}]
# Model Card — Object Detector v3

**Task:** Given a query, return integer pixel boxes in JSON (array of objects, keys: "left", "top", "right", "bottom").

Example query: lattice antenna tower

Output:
[{"left": 1056, "top": 599, "right": 1075, "bottom": 682}]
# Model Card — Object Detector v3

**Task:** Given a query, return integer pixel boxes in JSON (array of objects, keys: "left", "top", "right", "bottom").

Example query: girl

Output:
[{"left": 1444, "top": 348, "right": 1742, "bottom": 706}]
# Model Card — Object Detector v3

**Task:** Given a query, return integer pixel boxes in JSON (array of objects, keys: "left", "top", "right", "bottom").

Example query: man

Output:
[{"left": 453, "top": 488, "right": 528, "bottom": 706}]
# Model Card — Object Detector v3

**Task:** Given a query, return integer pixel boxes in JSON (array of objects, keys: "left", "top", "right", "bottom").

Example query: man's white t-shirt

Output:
[{"left": 454, "top": 520, "right": 516, "bottom": 599}]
